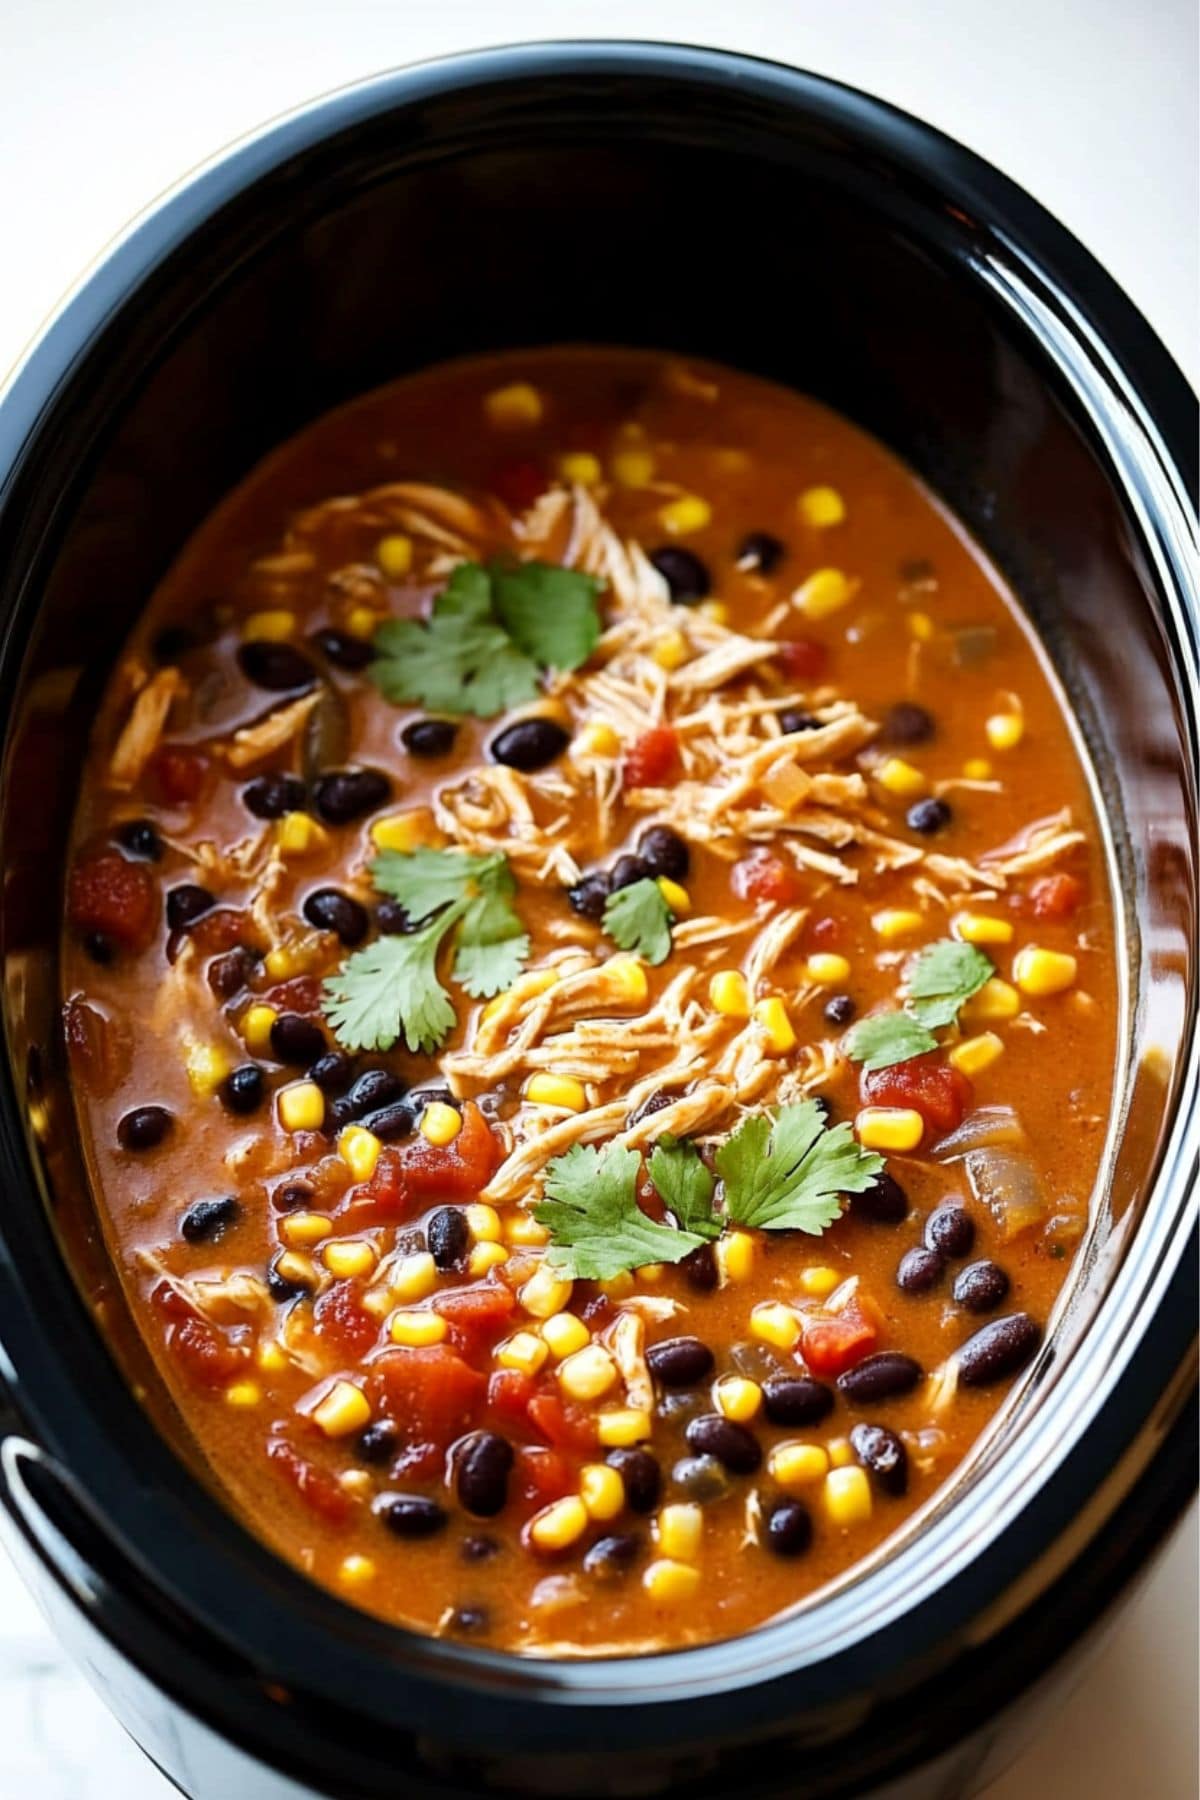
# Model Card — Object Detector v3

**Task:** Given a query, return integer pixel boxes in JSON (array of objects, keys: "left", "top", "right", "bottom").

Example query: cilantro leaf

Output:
[
  {"left": 717, "top": 1100, "right": 884, "bottom": 1234},
  {"left": 648, "top": 1136, "right": 720, "bottom": 1240},
  {"left": 371, "top": 846, "right": 493, "bottom": 921},
  {"left": 321, "top": 912, "right": 460, "bottom": 1055},
  {"left": 843, "top": 1011, "right": 939, "bottom": 1072},
  {"left": 603, "top": 877, "right": 674, "bottom": 965},
  {"left": 905, "top": 939, "right": 994, "bottom": 1029},
  {"left": 454, "top": 860, "right": 530, "bottom": 999},
  {"left": 535, "top": 1142, "right": 707, "bottom": 1280},
  {"left": 492, "top": 562, "right": 602, "bottom": 672}
]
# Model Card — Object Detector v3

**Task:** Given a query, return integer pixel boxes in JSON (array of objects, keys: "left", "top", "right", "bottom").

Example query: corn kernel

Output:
[
  {"left": 699, "top": 599, "right": 730, "bottom": 624},
  {"left": 389, "top": 1310, "right": 448, "bottom": 1347},
  {"left": 751, "top": 1300, "right": 801, "bottom": 1350},
  {"left": 580, "top": 1462, "right": 625, "bottom": 1522},
  {"left": 464, "top": 1203, "right": 501, "bottom": 1243},
  {"left": 344, "top": 604, "right": 379, "bottom": 639},
  {"left": 637, "top": 1263, "right": 665, "bottom": 1283},
  {"left": 375, "top": 532, "right": 413, "bottom": 579},
  {"left": 256, "top": 1339, "right": 288, "bottom": 1374},
  {"left": 241, "top": 608, "right": 296, "bottom": 642},
  {"left": 340, "top": 1468, "right": 373, "bottom": 1500},
  {"left": 371, "top": 809, "right": 444, "bottom": 853},
  {"left": 657, "top": 1503, "right": 703, "bottom": 1561},
  {"left": 716, "top": 1230, "right": 756, "bottom": 1284},
  {"left": 709, "top": 969, "right": 751, "bottom": 1018},
  {"left": 559, "top": 1343, "right": 618, "bottom": 1402},
  {"left": 421, "top": 1101, "right": 462, "bottom": 1146},
  {"left": 606, "top": 953, "right": 649, "bottom": 1004},
  {"left": 1013, "top": 945, "right": 1077, "bottom": 997},
  {"left": 714, "top": 1375, "right": 762, "bottom": 1423},
  {"left": 528, "top": 1495, "right": 589, "bottom": 1553},
  {"left": 908, "top": 610, "right": 935, "bottom": 642},
  {"left": 468, "top": 1242, "right": 509, "bottom": 1276},
  {"left": 657, "top": 876, "right": 692, "bottom": 915},
  {"left": 769, "top": 1443, "right": 830, "bottom": 1490},
  {"left": 338, "top": 1553, "right": 377, "bottom": 1587},
  {"left": 798, "top": 1265, "right": 840, "bottom": 1298},
  {"left": 949, "top": 1032, "right": 1006, "bottom": 1077},
  {"left": 525, "top": 1073, "right": 587, "bottom": 1112},
  {"left": 876, "top": 756, "right": 928, "bottom": 799},
  {"left": 497, "top": 1331, "right": 550, "bottom": 1376},
  {"left": 278, "top": 1081, "right": 325, "bottom": 1133},
  {"left": 484, "top": 381, "right": 543, "bottom": 430},
  {"left": 390, "top": 1251, "right": 438, "bottom": 1303},
  {"left": 962, "top": 977, "right": 1022, "bottom": 1023},
  {"left": 798, "top": 485, "right": 846, "bottom": 528},
  {"left": 338, "top": 1125, "right": 382, "bottom": 1182},
  {"left": 872, "top": 908, "right": 924, "bottom": 941},
  {"left": 826, "top": 1436, "right": 855, "bottom": 1468},
  {"left": 558, "top": 450, "right": 601, "bottom": 486},
  {"left": 824, "top": 1464, "right": 873, "bottom": 1527},
  {"left": 576, "top": 721, "right": 621, "bottom": 758},
  {"left": 986, "top": 711, "right": 1025, "bottom": 751},
  {"left": 275, "top": 812, "right": 329, "bottom": 856},
  {"left": 963, "top": 757, "right": 992, "bottom": 780},
  {"left": 241, "top": 1003, "right": 278, "bottom": 1054},
  {"left": 322, "top": 1239, "right": 377, "bottom": 1280},
  {"left": 651, "top": 630, "right": 690, "bottom": 671},
  {"left": 954, "top": 912, "right": 1014, "bottom": 946},
  {"left": 225, "top": 1381, "right": 262, "bottom": 1409},
  {"left": 753, "top": 995, "right": 796, "bottom": 1055},
  {"left": 360, "top": 1285, "right": 392, "bottom": 1320},
  {"left": 274, "top": 1250, "right": 318, "bottom": 1288},
  {"left": 504, "top": 1212, "right": 550, "bottom": 1247},
  {"left": 643, "top": 1558, "right": 701, "bottom": 1603},
  {"left": 855, "top": 1107, "right": 924, "bottom": 1153},
  {"left": 263, "top": 935, "right": 323, "bottom": 981},
  {"left": 541, "top": 1312, "right": 591, "bottom": 1359},
  {"left": 805, "top": 952, "right": 851, "bottom": 986},
  {"left": 596, "top": 1408, "right": 652, "bottom": 1447},
  {"left": 610, "top": 447, "right": 656, "bottom": 488},
  {"left": 313, "top": 1379, "right": 371, "bottom": 1438},
  {"left": 659, "top": 494, "right": 712, "bottom": 536},
  {"left": 280, "top": 1211, "right": 333, "bottom": 1248},
  {"left": 185, "top": 1040, "right": 233, "bottom": 1099},
  {"left": 794, "top": 567, "right": 853, "bottom": 620},
  {"left": 598, "top": 1271, "right": 636, "bottom": 1300},
  {"left": 520, "top": 1267, "right": 574, "bottom": 1319}
]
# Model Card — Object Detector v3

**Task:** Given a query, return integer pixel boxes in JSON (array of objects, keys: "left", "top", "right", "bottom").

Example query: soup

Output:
[{"left": 62, "top": 349, "right": 1116, "bottom": 1654}]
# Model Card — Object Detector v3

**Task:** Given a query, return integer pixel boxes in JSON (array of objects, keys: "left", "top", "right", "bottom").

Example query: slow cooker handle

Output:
[{"left": 0, "top": 1432, "right": 146, "bottom": 1612}]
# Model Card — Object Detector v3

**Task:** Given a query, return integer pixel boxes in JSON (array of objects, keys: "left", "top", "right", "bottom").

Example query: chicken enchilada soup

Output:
[{"left": 63, "top": 349, "right": 1116, "bottom": 1654}]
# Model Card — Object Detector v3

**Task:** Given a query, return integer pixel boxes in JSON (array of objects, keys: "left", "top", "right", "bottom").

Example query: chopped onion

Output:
[
  {"left": 933, "top": 1104, "right": 1027, "bottom": 1159},
  {"left": 963, "top": 1148, "right": 1047, "bottom": 1241}
]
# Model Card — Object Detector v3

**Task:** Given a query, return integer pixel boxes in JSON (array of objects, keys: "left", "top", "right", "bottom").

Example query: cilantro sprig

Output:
[
  {"left": 536, "top": 1143, "right": 708, "bottom": 1281},
  {"left": 603, "top": 877, "right": 675, "bottom": 966},
  {"left": 321, "top": 847, "right": 529, "bottom": 1054},
  {"left": 844, "top": 938, "right": 995, "bottom": 1072},
  {"left": 369, "top": 560, "right": 602, "bottom": 718}
]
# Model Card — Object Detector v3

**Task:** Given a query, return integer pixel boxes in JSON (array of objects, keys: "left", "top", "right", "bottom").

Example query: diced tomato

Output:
[
  {"left": 168, "top": 1314, "right": 250, "bottom": 1389},
  {"left": 1026, "top": 872, "right": 1085, "bottom": 921},
  {"left": 313, "top": 1281, "right": 378, "bottom": 1358},
  {"left": 339, "top": 1147, "right": 416, "bottom": 1231},
  {"left": 730, "top": 849, "right": 801, "bottom": 907},
  {"left": 151, "top": 743, "right": 209, "bottom": 805},
  {"left": 527, "top": 1389, "right": 598, "bottom": 1455},
  {"left": 394, "top": 1103, "right": 502, "bottom": 1202},
  {"left": 267, "top": 1436, "right": 353, "bottom": 1525},
  {"left": 862, "top": 1051, "right": 972, "bottom": 1139},
  {"left": 492, "top": 458, "right": 547, "bottom": 513},
  {"left": 67, "top": 848, "right": 157, "bottom": 949},
  {"left": 487, "top": 1368, "right": 537, "bottom": 1433},
  {"left": 367, "top": 1346, "right": 485, "bottom": 1453},
  {"left": 801, "top": 1304, "right": 879, "bottom": 1378},
  {"left": 623, "top": 726, "right": 679, "bottom": 791},
  {"left": 776, "top": 636, "right": 829, "bottom": 681},
  {"left": 513, "top": 1445, "right": 573, "bottom": 1510},
  {"left": 186, "top": 907, "right": 257, "bottom": 958},
  {"left": 433, "top": 1281, "right": 516, "bottom": 1359},
  {"left": 262, "top": 974, "right": 324, "bottom": 1015}
]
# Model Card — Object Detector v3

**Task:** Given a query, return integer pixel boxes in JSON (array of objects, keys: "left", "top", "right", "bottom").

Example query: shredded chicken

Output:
[{"left": 106, "top": 667, "right": 186, "bottom": 789}]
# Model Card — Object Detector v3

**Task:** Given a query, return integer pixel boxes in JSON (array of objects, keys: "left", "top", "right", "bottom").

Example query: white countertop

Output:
[{"left": 0, "top": 1, "right": 1195, "bottom": 1794}]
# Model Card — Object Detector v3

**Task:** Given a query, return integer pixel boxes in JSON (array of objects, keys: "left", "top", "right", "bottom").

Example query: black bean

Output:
[
  {"left": 764, "top": 1497, "right": 813, "bottom": 1557},
  {"left": 448, "top": 1605, "right": 489, "bottom": 1634},
  {"left": 567, "top": 870, "right": 613, "bottom": 921},
  {"left": 761, "top": 1376, "right": 835, "bottom": 1428},
  {"left": 838, "top": 1353, "right": 923, "bottom": 1404},
  {"left": 376, "top": 1493, "right": 448, "bottom": 1538},
  {"left": 584, "top": 1534, "right": 641, "bottom": 1581},
  {"left": 925, "top": 1204, "right": 975, "bottom": 1259},
  {"left": 824, "top": 993, "right": 856, "bottom": 1027},
  {"left": 116, "top": 818, "right": 163, "bottom": 860},
  {"left": 610, "top": 852, "right": 651, "bottom": 891},
  {"left": 117, "top": 1105, "right": 172, "bottom": 1151},
  {"left": 220, "top": 1063, "right": 265, "bottom": 1115},
  {"left": 361, "top": 1099, "right": 419, "bottom": 1141},
  {"left": 328, "top": 1067, "right": 408, "bottom": 1131},
  {"left": 312, "top": 627, "right": 373, "bottom": 671},
  {"left": 637, "top": 825, "right": 689, "bottom": 881},
  {"left": 627, "top": 1090, "right": 673, "bottom": 1128},
  {"left": 242, "top": 773, "right": 308, "bottom": 820},
  {"left": 269, "top": 1012, "right": 327, "bottom": 1067},
  {"left": 357, "top": 1422, "right": 397, "bottom": 1465},
  {"left": 736, "top": 531, "right": 785, "bottom": 575},
  {"left": 303, "top": 886, "right": 369, "bottom": 946},
  {"left": 646, "top": 1337, "right": 715, "bottom": 1388},
  {"left": 375, "top": 897, "right": 415, "bottom": 934},
  {"left": 455, "top": 1432, "right": 514, "bottom": 1517},
  {"left": 907, "top": 797, "right": 952, "bottom": 835},
  {"left": 180, "top": 1194, "right": 240, "bottom": 1243},
  {"left": 410, "top": 1084, "right": 455, "bottom": 1113},
  {"left": 208, "top": 945, "right": 259, "bottom": 1000},
  {"left": 309, "top": 1051, "right": 354, "bottom": 1095},
  {"left": 779, "top": 708, "right": 822, "bottom": 734},
  {"left": 685, "top": 1414, "right": 762, "bottom": 1474},
  {"left": 606, "top": 1448, "right": 661, "bottom": 1513},
  {"left": 166, "top": 884, "right": 215, "bottom": 931},
  {"left": 953, "top": 1260, "right": 1011, "bottom": 1314},
  {"left": 881, "top": 701, "right": 935, "bottom": 746},
  {"left": 670, "top": 1455, "right": 731, "bottom": 1503},
  {"left": 852, "top": 1170, "right": 909, "bottom": 1225},
  {"left": 680, "top": 1242, "right": 719, "bottom": 1292},
  {"left": 957, "top": 1313, "right": 1041, "bottom": 1386},
  {"left": 152, "top": 624, "right": 196, "bottom": 664},
  {"left": 461, "top": 1534, "right": 500, "bottom": 1562},
  {"left": 402, "top": 717, "right": 459, "bottom": 758},
  {"left": 897, "top": 1246, "right": 945, "bottom": 1294},
  {"left": 266, "top": 1261, "right": 307, "bottom": 1303},
  {"left": 84, "top": 932, "right": 114, "bottom": 964},
  {"left": 489, "top": 718, "right": 570, "bottom": 772},
  {"left": 272, "top": 1180, "right": 313, "bottom": 1213},
  {"left": 658, "top": 1390, "right": 703, "bottom": 1424},
  {"left": 237, "top": 640, "right": 317, "bottom": 693},
  {"left": 428, "top": 1207, "right": 470, "bottom": 1270},
  {"left": 850, "top": 1422, "right": 909, "bottom": 1497},
  {"left": 312, "top": 767, "right": 391, "bottom": 825},
  {"left": 649, "top": 546, "right": 710, "bottom": 603}
]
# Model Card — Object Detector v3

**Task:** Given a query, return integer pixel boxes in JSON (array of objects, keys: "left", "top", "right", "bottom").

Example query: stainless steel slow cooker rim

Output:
[{"left": 0, "top": 38, "right": 1195, "bottom": 1753}]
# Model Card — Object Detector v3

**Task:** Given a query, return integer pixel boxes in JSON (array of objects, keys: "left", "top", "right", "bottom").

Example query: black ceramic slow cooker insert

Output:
[{"left": 0, "top": 43, "right": 1195, "bottom": 1800}]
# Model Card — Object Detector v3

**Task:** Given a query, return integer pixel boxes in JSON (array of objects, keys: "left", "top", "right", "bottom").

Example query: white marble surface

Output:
[{"left": 0, "top": 0, "right": 1195, "bottom": 1794}]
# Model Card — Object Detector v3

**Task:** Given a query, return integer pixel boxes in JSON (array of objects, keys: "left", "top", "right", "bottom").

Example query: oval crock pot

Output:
[{"left": 0, "top": 41, "right": 1195, "bottom": 1800}]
